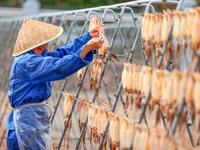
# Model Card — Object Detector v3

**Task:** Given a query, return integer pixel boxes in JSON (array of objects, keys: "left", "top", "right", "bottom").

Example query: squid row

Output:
[
  {"left": 122, "top": 63, "right": 200, "bottom": 132},
  {"left": 142, "top": 7, "right": 200, "bottom": 69},
  {"left": 64, "top": 90, "right": 200, "bottom": 149}
]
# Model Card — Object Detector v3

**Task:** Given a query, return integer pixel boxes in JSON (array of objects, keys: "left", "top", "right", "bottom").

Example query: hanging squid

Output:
[
  {"left": 154, "top": 13, "right": 163, "bottom": 66},
  {"left": 93, "top": 106, "right": 101, "bottom": 149},
  {"left": 88, "top": 104, "right": 98, "bottom": 150},
  {"left": 77, "top": 67, "right": 85, "bottom": 88},
  {"left": 121, "top": 63, "right": 130, "bottom": 110},
  {"left": 173, "top": 10, "right": 181, "bottom": 68},
  {"left": 77, "top": 99, "right": 88, "bottom": 150},
  {"left": 149, "top": 14, "right": 155, "bottom": 67},
  {"left": 186, "top": 9, "right": 195, "bottom": 66},
  {"left": 193, "top": 73, "right": 200, "bottom": 131},
  {"left": 90, "top": 59, "right": 103, "bottom": 91},
  {"left": 180, "top": 11, "right": 187, "bottom": 68},
  {"left": 90, "top": 17, "right": 99, "bottom": 29},
  {"left": 162, "top": 9, "right": 173, "bottom": 67},
  {"left": 151, "top": 70, "right": 164, "bottom": 126},
  {"left": 98, "top": 25, "right": 119, "bottom": 62},
  {"left": 108, "top": 112, "right": 120, "bottom": 150},
  {"left": 120, "top": 117, "right": 135, "bottom": 150},
  {"left": 176, "top": 70, "right": 188, "bottom": 134},
  {"left": 144, "top": 12, "right": 152, "bottom": 64},
  {"left": 190, "top": 7, "right": 200, "bottom": 70},
  {"left": 64, "top": 93, "right": 74, "bottom": 149},
  {"left": 98, "top": 107, "right": 109, "bottom": 150}
]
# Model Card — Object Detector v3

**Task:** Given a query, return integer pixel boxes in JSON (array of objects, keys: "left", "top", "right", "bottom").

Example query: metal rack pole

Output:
[
  {"left": 186, "top": 122, "right": 195, "bottom": 147},
  {"left": 196, "top": 133, "right": 200, "bottom": 146},
  {"left": 51, "top": 79, "right": 67, "bottom": 124}
]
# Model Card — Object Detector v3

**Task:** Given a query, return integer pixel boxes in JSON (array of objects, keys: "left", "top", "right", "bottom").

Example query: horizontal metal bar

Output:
[{"left": 0, "top": 0, "right": 178, "bottom": 22}]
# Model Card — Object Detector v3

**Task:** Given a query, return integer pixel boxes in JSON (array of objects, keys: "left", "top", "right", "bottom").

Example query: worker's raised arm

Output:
[
  {"left": 22, "top": 37, "right": 103, "bottom": 84},
  {"left": 45, "top": 23, "right": 104, "bottom": 58},
  {"left": 53, "top": 31, "right": 92, "bottom": 57}
]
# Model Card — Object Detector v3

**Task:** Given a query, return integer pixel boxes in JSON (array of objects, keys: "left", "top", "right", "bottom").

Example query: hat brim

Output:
[{"left": 12, "top": 27, "right": 63, "bottom": 57}]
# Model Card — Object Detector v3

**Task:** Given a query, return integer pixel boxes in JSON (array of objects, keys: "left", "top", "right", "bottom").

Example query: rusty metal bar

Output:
[
  {"left": 186, "top": 122, "right": 195, "bottom": 147},
  {"left": 102, "top": 80, "right": 112, "bottom": 105},
  {"left": 196, "top": 133, "right": 200, "bottom": 146},
  {"left": 159, "top": 104, "right": 169, "bottom": 133}
]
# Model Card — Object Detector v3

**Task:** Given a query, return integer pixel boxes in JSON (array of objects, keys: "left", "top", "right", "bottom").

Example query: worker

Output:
[{"left": 6, "top": 18, "right": 104, "bottom": 150}]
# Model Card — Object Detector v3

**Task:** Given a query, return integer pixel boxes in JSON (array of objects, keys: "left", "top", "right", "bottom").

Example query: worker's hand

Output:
[
  {"left": 88, "top": 22, "right": 104, "bottom": 38},
  {"left": 80, "top": 36, "right": 104, "bottom": 58},
  {"left": 86, "top": 36, "right": 104, "bottom": 50}
]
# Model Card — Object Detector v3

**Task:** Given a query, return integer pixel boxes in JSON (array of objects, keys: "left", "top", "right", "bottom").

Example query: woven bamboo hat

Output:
[{"left": 13, "top": 18, "right": 63, "bottom": 57}]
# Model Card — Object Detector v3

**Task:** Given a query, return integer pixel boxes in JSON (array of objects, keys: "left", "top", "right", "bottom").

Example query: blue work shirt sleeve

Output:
[
  {"left": 44, "top": 31, "right": 92, "bottom": 58},
  {"left": 25, "top": 44, "right": 93, "bottom": 84}
]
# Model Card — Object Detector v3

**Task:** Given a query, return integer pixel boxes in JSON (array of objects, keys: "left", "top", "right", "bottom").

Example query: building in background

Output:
[{"left": 22, "top": 0, "right": 41, "bottom": 16}]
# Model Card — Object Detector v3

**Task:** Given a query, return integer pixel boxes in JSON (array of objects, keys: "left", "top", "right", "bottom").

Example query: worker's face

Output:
[
  {"left": 43, "top": 43, "right": 48, "bottom": 50},
  {"left": 36, "top": 43, "right": 48, "bottom": 52},
  {"left": 32, "top": 43, "right": 48, "bottom": 55}
]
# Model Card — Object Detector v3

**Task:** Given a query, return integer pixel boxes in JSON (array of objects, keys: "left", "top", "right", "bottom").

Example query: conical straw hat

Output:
[{"left": 13, "top": 18, "right": 63, "bottom": 57}]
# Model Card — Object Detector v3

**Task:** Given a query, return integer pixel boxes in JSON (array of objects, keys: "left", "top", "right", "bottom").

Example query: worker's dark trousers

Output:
[{"left": 7, "top": 130, "right": 20, "bottom": 150}]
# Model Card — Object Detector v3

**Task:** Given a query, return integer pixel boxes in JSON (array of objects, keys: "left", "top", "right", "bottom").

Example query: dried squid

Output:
[
  {"left": 77, "top": 99, "right": 88, "bottom": 150},
  {"left": 121, "top": 63, "right": 130, "bottom": 110},
  {"left": 109, "top": 112, "right": 120, "bottom": 150},
  {"left": 64, "top": 93, "right": 74, "bottom": 149},
  {"left": 173, "top": 11, "right": 181, "bottom": 68}
]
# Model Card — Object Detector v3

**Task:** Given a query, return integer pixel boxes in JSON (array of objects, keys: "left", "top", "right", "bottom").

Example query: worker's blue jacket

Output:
[{"left": 6, "top": 31, "right": 94, "bottom": 149}]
